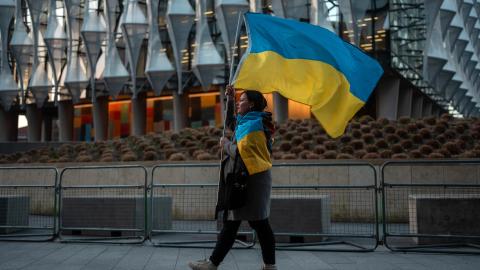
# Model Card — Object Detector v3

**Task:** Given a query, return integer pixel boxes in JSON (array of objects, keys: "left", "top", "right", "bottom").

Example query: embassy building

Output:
[{"left": 0, "top": 0, "right": 478, "bottom": 142}]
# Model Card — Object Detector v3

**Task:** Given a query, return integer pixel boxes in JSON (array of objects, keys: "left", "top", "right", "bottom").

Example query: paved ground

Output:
[{"left": 1, "top": 241, "right": 480, "bottom": 270}]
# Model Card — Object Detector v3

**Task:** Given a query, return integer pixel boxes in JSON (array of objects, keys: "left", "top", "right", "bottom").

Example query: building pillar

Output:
[
  {"left": 173, "top": 91, "right": 188, "bottom": 132},
  {"left": 273, "top": 93, "right": 288, "bottom": 124},
  {"left": 422, "top": 100, "right": 433, "bottom": 117},
  {"left": 42, "top": 113, "right": 53, "bottom": 142},
  {"left": 411, "top": 94, "right": 423, "bottom": 118},
  {"left": 398, "top": 87, "right": 413, "bottom": 118},
  {"left": 431, "top": 106, "right": 440, "bottom": 117},
  {"left": 93, "top": 96, "right": 109, "bottom": 141},
  {"left": 0, "top": 107, "right": 18, "bottom": 141},
  {"left": 219, "top": 86, "right": 226, "bottom": 124},
  {"left": 58, "top": 100, "right": 74, "bottom": 141},
  {"left": 26, "top": 104, "right": 43, "bottom": 142},
  {"left": 131, "top": 91, "right": 146, "bottom": 136},
  {"left": 375, "top": 76, "right": 400, "bottom": 120}
]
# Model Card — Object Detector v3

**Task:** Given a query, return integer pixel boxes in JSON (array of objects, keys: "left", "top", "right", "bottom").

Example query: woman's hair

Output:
[{"left": 243, "top": 90, "right": 267, "bottom": 112}]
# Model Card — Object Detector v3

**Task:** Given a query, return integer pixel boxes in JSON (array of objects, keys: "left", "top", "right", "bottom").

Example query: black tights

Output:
[{"left": 210, "top": 219, "right": 276, "bottom": 266}]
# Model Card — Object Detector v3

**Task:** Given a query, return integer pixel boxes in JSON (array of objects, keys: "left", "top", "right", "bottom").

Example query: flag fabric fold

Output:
[
  {"left": 232, "top": 12, "right": 384, "bottom": 138},
  {"left": 235, "top": 111, "right": 272, "bottom": 175}
]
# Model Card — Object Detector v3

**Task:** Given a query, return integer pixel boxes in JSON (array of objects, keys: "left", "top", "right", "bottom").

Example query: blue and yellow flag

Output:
[
  {"left": 235, "top": 111, "right": 271, "bottom": 175},
  {"left": 233, "top": 13, "right": 384, "bottom": 138}
]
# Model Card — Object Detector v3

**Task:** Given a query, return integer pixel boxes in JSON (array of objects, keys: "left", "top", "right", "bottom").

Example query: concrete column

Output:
[
  {"left": 42, "top": 114, "right": 53, "bottom": 142},
  {"left": 131, "top": 91, "right": 146, "bottom": 136},
  {"left": 0, "top": 107, "right": 18, "bottom": 141},
  {"left": 273, "top": 93, "right": 288, "bottom": 124},
  {"left": 376, "top": 76, "right": 400, "bottom": 120},
  {"left": 173, "top": 91, "right": 188, "bottom": 132},
  {"left": 431, "top": 106, "right": 440, "bottom": 117},
  {"left": 26, "top": 104, "right": 43, "bottom": 142},
  {"left": 219, "top": 86, "right": 226, "bottom": 124},
  {"left": 93, "top": 96, "right": 109, "bottom": 141},
  {"left": 58, "top": 100, "right": 74, "bottom": 141},
  {"left": 422, "top": 100, "right": 433, "bottom": 117},
  {"left": 398, "top": 87, "right": 413, "bottom": 118},
  {"left": 411, "top": 94, "right": 423, "bottom": 119}
]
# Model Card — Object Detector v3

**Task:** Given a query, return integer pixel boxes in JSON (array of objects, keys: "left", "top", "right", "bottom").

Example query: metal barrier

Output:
[
  {"left": 271, "top": 163, "right": 378, "bottom": 252},
  {"left": 150, "top": 164, "right": 255, "bottom": 248},
  {"left": 381, "top": 160, "right": 480, "bottom": 254},
  {"left": 58, "top": 165, "right": 148, "bottom": 244},
  {"left": 0, "top": 167, "right": 58, "bottom": 241}
]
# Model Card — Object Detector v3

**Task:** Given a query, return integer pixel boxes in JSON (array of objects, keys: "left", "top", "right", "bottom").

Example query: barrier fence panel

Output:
[
  {"left": 0, "top": 167, "right": 58, "bottom": 241},
  {"left": 271, "top": 163, "right": 378, "bottom": 252},
  {"left": 150, "top": 164, "right": 255, "bottom": 248},
  {"left": 59, "top": 165, "right": 148, "bottom": 244},
  {"left": 382, "top": 160, "right": 480, "bottom": 254}
]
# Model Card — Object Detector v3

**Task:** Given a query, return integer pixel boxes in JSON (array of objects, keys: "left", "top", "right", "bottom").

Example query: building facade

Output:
[{"left": 0, "top": 0, "right": 477, "bottom": 142}]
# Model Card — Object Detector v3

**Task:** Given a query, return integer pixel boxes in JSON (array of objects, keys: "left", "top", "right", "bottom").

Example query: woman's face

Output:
[{"left": 237, "top": 93, "right": 252, "bottom": 115}]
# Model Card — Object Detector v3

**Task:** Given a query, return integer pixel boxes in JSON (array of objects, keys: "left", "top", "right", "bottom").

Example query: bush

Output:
[
  {"left": 121, "top": 152, "right": 136, "bottom": 162},
  {"left": 291, "top": 136, "right": 303, "bottom": 146},
  {"left": 361, "top": 133, "right": 375, "bottom": 144},
  {"left": 306, "top": 153, "right": 320, "bottom": 159},
  {"left": 354, "top": 150, "right": 367, "bottom": 159},
  {"left": 76, "top": 155, "right": 93, "bottom": 162},
  {"left": 313, "top": 145, "right": 325, "bottom": 155},
  {"left": 383, "top": 125, "right": 396, "bottom": 134},
  {"left": 391, "top": 144, "right": 403, "bottom": 154},
  {"left": 409, "top": 150, "right": 423, "bottom": 158},
  {"left": 281, "top": 153, "right": 297, "bottom": 160},
  {"left": 391, "top": 153, "right": 408, "bottom": 159},
  {"left": 301, "top": 132, "right": 313, "bottom": 140},
  {"left": 375, "top": 139, "right": 388, "bottom": 149},
  {"left": 419, "top": 128, "right": 431, "bottom": 139},
  {"left": 290, "top": 146, "right": 303, "bottom": 154},
  {"left": 419, "top": 145, "right": 433, "bottom": 155},
  {"left": 324, "top": 140, "right": 337, "bottom": 150},
  {"left": 299, "top": 150, "right": 313, "bottom": 159},
  {"left": 372, "top": 129, "right": 383, "bottom": 138},
  {"left": 351, "top": 129, "right": 362, "bottom": 139},
  {"left": 336, "top": 153, "right": 354, "bottom": 159},
  {"left": 398, "top": 117, "right": 410, "bottom": 124},
  {"left": 396, "top": 128, "right": 409, "bottom": 139},
  {"left": 379, "top": 150, "right": 393, "bottom": 159},
  {"left": 363, "top": 152, "right": 379, "bottom": 159},
  {"left": 169, "top": 153, "right": 186, "bottom": 161},
  {"left": 350, "top": 140, "right": 364, "bottom": 150},
  {"left": 400, "top": 139, "right": 413, "bottom": 149},
  {"left": 323, "top": 150, "right": 337, "bottom": 159},
  {"left": 360, "top": 125, "right": 371, "bottom": 133},
  {"left": 386, "top": 134, "right": 400, "bottom": 144},
  {"left": 424, "top": 117, "right": 436, "bottom": 125},
  {"left": 428, "top": 152, "right": 444, "bottom": 159},
  {"left": 425, "top": 139, "right": 440, "bottom": 149},
  {"left": 340, "top": 145, "right": 354, "bottom": 154},
  {"left": 197, "top": 153, "right": 216, "bottom": 160},
  {"left": 279, "top": 141, "right": 292, "bottom": 151},
  {"left": 340, "top": 135, "right": 352, "bottom": 144},
  {"left": 143, "top": 151, "right": 158, "bottom": 161}
]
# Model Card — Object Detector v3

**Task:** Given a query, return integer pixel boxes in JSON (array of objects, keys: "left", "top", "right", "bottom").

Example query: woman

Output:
[{"left": 188, "top": 86, "right": 277, "bottom": 270}]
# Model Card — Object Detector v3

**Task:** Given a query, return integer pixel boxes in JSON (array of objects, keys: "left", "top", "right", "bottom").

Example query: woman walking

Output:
[{"left": 188, "top": 86, "right": 277, "bottom": 270}]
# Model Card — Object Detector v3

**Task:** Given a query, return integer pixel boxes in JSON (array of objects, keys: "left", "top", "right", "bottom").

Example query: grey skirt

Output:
[{"left": 228, "top": 169, "right": 272, "bottom": 221}]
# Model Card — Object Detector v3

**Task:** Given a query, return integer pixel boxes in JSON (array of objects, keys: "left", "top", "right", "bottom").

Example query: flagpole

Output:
[{"left": 223, "top": 12, "right": 244, "bottom": 138}]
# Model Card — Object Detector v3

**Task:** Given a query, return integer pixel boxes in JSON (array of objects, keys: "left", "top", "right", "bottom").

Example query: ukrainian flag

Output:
[
  {"left": 235, "top": 111, "right": 271, "bottom": 175},
  {"left": 233, "top": 13, "right": 384, "bottom": 138}
]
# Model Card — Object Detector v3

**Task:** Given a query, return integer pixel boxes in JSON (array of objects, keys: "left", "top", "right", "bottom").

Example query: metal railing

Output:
[
  {"left": 58, "top": 165, "right": 148, "bottom": 244},
  {"left": 271, "top": 163, "right": 379, "bottom": 252},
  {"left": 381, "top": 160, "right": 480, "bottom": 254},
  {"left": 0, "top": 167, "right": 58, "bottom": 241}
]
